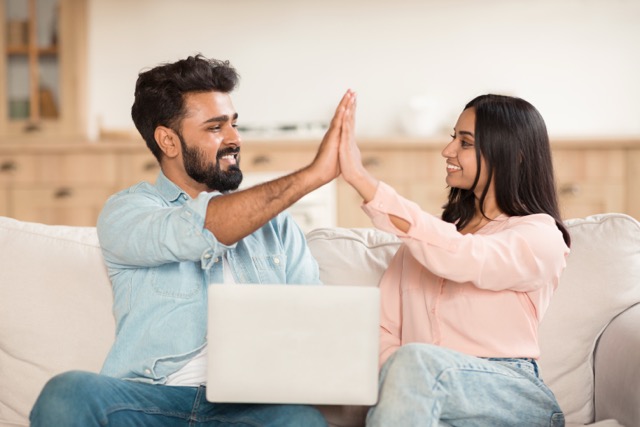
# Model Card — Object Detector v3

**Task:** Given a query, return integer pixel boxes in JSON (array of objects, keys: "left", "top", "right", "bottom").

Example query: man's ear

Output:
[{"left": 155, "top": 126, "right": 180, "bottom": 159}]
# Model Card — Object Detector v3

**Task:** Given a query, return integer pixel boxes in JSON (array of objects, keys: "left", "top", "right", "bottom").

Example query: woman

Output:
[{"left": 338, "top": 92, "right": 570, "bottom": 426}]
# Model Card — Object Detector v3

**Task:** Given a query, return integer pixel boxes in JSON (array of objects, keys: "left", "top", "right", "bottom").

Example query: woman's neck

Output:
[{"left": 459, "top": 196, "right": 503, "bottom": 235}]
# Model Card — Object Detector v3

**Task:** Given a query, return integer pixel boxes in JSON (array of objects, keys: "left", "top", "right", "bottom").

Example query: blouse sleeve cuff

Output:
[{"left": 361, "top": 181, "right": 421, "bottom": 236}]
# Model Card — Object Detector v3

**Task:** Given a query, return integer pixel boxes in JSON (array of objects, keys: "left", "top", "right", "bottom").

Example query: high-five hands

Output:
[{"left": 309, "top": 89, "right": 378, "bottom": 203}]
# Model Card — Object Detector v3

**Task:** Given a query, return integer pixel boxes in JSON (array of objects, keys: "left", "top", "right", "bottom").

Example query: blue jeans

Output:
[
  {"left": 30, "top": 371, "right": 327, "bottom": 427},
  {"left": 366, "top": 344, "right": 565, "bottom": 427}
]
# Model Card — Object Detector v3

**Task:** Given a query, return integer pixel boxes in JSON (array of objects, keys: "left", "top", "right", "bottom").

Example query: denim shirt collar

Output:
[{"left": 155, "top": 170, "right": 189, "bottom": 204}]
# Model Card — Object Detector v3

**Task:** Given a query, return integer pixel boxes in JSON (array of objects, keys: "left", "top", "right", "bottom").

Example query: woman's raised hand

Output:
[{"left": 338, "top": 90, "right": 378, "bottom": 203}]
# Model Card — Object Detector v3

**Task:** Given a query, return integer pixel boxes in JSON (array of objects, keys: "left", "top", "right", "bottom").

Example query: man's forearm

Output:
[{"left": 204, "top": 166, "right": 323, "bottom": 245}]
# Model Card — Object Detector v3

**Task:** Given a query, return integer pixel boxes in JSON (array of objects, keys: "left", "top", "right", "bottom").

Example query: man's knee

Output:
[
  {"left": 30, "top": 371, "right": 102, "bottom": 425},
  {"left": 285, "top": 405, "right": 327, "bottom": 427}
]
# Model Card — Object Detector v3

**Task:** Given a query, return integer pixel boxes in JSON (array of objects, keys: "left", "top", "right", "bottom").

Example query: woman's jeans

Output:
[
  {"left": 30, "top": 371, "right": 327, "bottom": 427},
  {"left": 366, "top": 343, "right": 565, "bottom": 427}
]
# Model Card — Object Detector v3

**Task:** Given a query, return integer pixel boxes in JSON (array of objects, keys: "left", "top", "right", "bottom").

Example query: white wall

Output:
[{"left": 87, "top": 0, "right": 640, "bottom": 140}]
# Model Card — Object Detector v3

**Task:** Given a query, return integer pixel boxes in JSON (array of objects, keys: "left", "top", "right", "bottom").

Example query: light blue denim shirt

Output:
[{"left": 96, "top": 171, "right": 320, "bottom": 383}]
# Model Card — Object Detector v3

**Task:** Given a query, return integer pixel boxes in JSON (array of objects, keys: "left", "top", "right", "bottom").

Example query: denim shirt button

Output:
[
  {"left": 144, "top": 369, "right": 151, "bottom": 375},
  {"left": 214, "top": 257, "right": 220, "bottom": 263},
  {"left": 273, "top": 257, "right": 280, "bottom": 264},
  {"left": 203, "top": 253, "right": 212, "bottom": 259}
]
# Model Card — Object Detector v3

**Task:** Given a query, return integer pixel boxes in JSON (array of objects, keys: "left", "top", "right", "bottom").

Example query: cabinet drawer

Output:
[
  {"left": 1, "top": 153, "right": 119, "bottom": 186},
  {"left": 356, "top": 149, "right": 406, "bottom": 181},
  {"left": 552, "top": 148, "right": 626, "bottom": 219},
  {"left": 241, "top": 146, "right": 315, "bottom": 173},
  {"left": 405, "top": 182, "right": 449, "bottom": 217},
  {"left": 42, "top": 153, "right": 120, "bottom": 185},
  {"left": 553, "top": 149, "right": 625, "bottom": 184},
  {"left": 558, "top": 183, "right": 624, "bottom": 219},
  {"left": 626, "top": 150, "right": 640, "bottom": 220},
  {"left": 118, "top": 152, "right": 161, "bottom": 188},
  {"left": 0, "top": 154, "right": 39, "bottom": 184},
  {"left": 337, "top": 182, "right": 367, "bottom": 228},
  {"left": 9, "top": 185, "right": 116, "bottom": 226},
  {"left": 0, "top": 187, "right": 8, "bottom": 216}
]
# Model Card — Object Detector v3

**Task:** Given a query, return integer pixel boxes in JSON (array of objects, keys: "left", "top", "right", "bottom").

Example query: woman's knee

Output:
[{"left": 387, "top": 343, "right": 450, "bottom": 369}]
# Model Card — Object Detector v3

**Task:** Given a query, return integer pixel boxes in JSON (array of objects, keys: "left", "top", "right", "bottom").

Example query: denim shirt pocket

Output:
[
  {"left": 252, "top": 253, "right": 287, "bottom": 284},
  {"left": 151, "top": 262, "right": 201, "bottom": 299}
]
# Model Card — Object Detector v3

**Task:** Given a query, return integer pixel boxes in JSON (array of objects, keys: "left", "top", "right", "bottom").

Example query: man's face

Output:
[{"left": 176, "top": 92, "right": 242, "bottom": 193}]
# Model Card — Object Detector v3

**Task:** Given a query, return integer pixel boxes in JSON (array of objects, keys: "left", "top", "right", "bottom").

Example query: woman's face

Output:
[{"left": 441, "top": 107, "right": 490, "bottom": 196}]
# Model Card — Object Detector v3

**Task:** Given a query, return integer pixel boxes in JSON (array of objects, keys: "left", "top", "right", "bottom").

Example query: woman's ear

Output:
[{"left": 155, "top": 126, "right": 180, "bottom": 159}]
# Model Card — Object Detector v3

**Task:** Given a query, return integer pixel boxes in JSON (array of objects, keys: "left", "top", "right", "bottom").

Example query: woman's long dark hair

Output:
[{"left": 441, "top": 94, "right": 570, "bottom": 246}]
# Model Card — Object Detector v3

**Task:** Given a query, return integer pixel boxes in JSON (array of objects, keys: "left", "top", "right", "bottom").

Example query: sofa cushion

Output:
[
  {"left": 538, "top": 214, "right": 640, "bottom": 425},
  {"left": 0, "top": 217, "right": 115, "bottom": 427},
  {"left": 306, "top": 227, "right": 401, "bottom": 287}
]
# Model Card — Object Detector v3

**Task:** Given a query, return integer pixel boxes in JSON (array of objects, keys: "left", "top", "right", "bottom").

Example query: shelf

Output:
[{"left": 6, "top": 45, "right": 59, "bottom": 55}]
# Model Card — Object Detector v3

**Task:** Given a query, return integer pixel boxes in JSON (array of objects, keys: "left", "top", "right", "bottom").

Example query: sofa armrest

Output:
[{"left": 594, "top": 303, "right": 640, "bottom": 427}]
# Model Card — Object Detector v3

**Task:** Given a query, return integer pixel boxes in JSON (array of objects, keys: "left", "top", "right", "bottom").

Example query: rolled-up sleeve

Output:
[{"left": 97, "top": 186, "right": 232, "bottom": 269}]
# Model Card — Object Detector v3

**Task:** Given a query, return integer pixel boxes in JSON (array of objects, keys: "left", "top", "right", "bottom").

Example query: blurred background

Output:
[
  {"left": 86, "top": 0, "right": 640, "bottom": 139},
  {"left": 1, "top": 0, "right": 639, "bottom": 228}
]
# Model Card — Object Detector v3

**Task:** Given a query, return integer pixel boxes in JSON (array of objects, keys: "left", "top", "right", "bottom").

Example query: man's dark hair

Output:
[
  {"left": 442, "top": 94, "right": 570, "bottom": 246},
  {"left": 131, "top": 54, "right": 239, "bottom": 161}
]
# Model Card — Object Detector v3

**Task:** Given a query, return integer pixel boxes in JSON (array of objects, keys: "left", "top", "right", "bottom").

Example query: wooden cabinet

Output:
[
  {"left": 553, "top": 147, "right": 626, "bottom": 219},
  {"left": 0, "top": 187, "right": 7, "bottom": 216},
  {"left": 117, "top": 151, "right": 161, "bottom": 187},
  {"left": 0, "top": 140, "right": 335, "bottom": 229},
  {"left": 1, "top": 0, "right": 86, "bottom": 138},
  {"left": 626, "top": 149, "right": 640, "bottom": 217},
  {"left": 0, "top": 147, "right": 122, "bottom": 226},
  {"left": 239, "top": 141, "right": 336, "bottom": 232},
  {"left": 0, "top": 138, "right": 638, "bottom": 227},
  {"left": 10, "top": 186, "right": 114, "bottom": 226},
  {"left": 336, "top": 143, "right": 449, "bottom": 228}
]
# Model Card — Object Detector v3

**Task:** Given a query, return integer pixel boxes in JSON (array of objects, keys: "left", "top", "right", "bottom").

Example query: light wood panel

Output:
[{"left": 0, "top": 138, "right": 638, "bottom": 226}]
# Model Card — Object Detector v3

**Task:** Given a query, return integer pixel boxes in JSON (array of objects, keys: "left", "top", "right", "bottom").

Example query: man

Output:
[{"left": 30, "top": 54, "right": 354, "bottom": 426}]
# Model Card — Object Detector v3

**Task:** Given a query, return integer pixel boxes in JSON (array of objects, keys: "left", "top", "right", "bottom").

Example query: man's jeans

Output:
[
  {"left": 30, "top": 371, "right": 327, "bottom": 427},
  {"left": 367, "top": 343, "right": 565, "bottom": 427}
]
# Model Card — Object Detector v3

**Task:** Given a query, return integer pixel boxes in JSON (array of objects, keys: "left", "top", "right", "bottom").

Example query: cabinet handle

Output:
[
  {"left": 143, "top": 161, "right": 158, "bottom": 171},
  {"left": 363, "top": 157, "right": 380, "bottom": 168},
  {"left": 54, "top": 188, "right": 73, "bottom": 199},
  {"left": 559, "top": 183, "right": 580, "bottom": 196},
  {"left": 252, "top": 155, "right": 271, "bottom": 166},
  {"left": 0, "top": 160, "right": 17, "bottom": 172}
]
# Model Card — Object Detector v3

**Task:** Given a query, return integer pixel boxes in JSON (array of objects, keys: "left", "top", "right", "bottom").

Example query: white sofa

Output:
[{"left": 0, "top": 213, "right": 639, "bottom": 427}]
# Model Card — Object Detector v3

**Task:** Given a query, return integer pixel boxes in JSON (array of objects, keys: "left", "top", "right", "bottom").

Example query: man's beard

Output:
[{"left": 177, "top": 132, "right": 243, "bottom": 193}]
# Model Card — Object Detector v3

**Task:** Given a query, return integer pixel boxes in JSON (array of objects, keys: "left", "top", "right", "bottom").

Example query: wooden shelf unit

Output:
[{"left": 1, "top": 0, "right": 86, "bottom": 138}]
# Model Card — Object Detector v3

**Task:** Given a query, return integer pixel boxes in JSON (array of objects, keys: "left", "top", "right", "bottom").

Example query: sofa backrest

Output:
[
  {"left": 539, "top": 214, "right": 640, "bottom": 424},
  {"left": 0, "top": 217, "right": 115, "bottom": 426}
]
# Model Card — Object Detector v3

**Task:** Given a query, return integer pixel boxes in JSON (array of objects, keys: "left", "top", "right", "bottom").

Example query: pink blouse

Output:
[{"left": 362, "top": 182, "right": 570, "bottom": 368}]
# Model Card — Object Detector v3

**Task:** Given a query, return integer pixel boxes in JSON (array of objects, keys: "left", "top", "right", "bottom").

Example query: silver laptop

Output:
[{"left": 206, "top": 284, "right": 380, "bottom": 405}]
